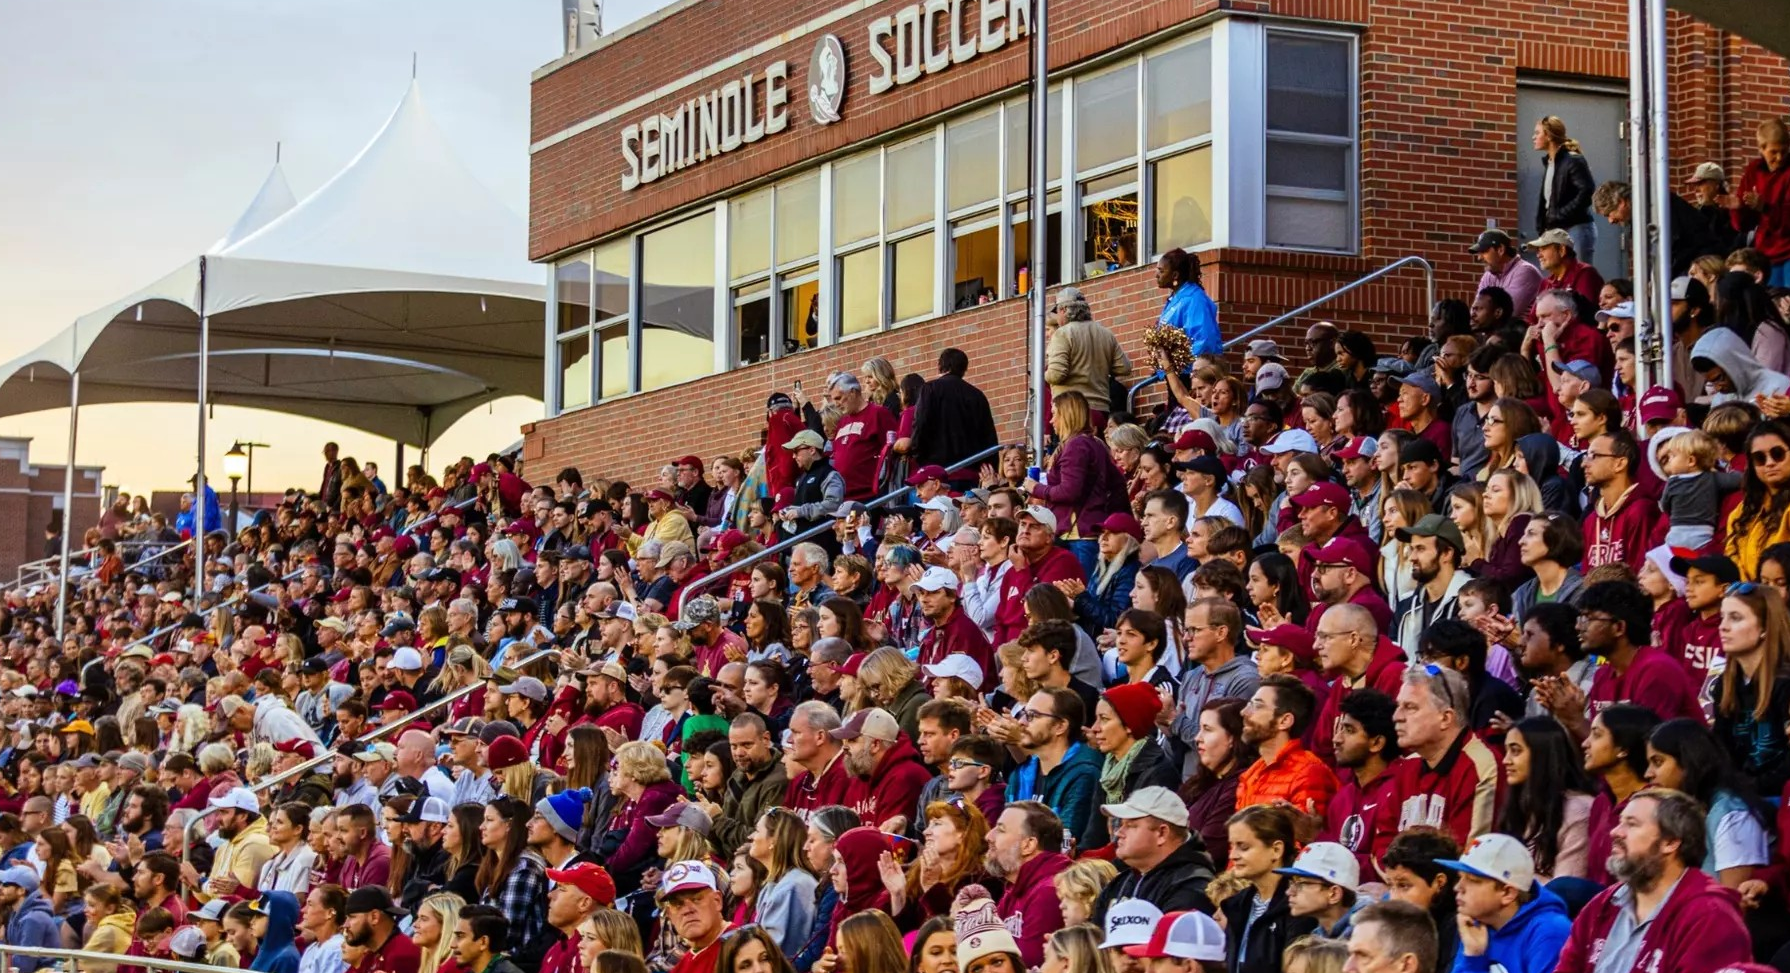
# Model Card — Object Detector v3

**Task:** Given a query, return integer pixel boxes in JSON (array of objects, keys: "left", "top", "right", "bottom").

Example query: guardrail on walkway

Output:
[{"left": 0, "top": 943, "right": 244, "bottom": 973}]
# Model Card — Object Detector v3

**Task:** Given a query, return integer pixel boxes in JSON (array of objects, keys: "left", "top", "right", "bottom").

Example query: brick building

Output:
[
  {"left": 521, "top": 0, "right": 1790, "bottom": 484},
  {"left": 0, "top": 437, "right": 103, "bottom": 583}
]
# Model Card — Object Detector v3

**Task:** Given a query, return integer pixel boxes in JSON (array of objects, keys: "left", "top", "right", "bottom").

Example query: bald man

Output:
[{"left": 394, "top": 730, "right": 454, "bottom": 804}]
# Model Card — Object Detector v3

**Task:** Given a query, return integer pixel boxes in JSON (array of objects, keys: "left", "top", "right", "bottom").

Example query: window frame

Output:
[{"left": 1259, "top": 25, "right": 1361, "bottom": 255}]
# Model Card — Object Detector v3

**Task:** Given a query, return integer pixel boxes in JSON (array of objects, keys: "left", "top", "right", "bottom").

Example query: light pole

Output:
[{"left": 224, "top": 442, "right": 248, "bottom": 534}]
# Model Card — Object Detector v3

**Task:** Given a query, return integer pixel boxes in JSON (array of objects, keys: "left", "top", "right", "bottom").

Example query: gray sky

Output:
[{"left": 0, "top": 0, "right": 669, "bottom": 494}]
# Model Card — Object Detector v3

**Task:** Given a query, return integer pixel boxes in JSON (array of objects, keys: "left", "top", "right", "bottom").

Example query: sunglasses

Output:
[{"left": 1752, "top": 446, "right": 1789, "bottom": 465}]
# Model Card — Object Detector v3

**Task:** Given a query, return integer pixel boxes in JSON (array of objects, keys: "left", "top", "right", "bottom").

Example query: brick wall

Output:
[
  {"left": 523, "top": 0, "right": 1790, "bottom": 487},
  {"left": 0, "top": 439, "right": 103, "bottom": 583}
]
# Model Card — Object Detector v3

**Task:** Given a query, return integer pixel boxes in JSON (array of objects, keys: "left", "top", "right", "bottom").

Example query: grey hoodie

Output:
[{"left": 1691, "top": 326, "right": 1790, "bottom": 401}]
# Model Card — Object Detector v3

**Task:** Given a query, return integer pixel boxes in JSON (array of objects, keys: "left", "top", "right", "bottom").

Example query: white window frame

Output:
[
  {"left": 1142, "top": 31, "right": 1219, "bottom": 257},
  {"left": 1259, "top": 25, "right": 1360, "bottom": 255}
]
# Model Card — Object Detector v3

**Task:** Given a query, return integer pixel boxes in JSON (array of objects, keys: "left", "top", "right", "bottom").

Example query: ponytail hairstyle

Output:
[{"left": 1538, "top": 115, "right": 1582, "bottom": 154}]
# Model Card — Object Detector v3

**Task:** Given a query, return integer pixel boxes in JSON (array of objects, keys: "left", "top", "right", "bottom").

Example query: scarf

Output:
[{"left": 1098, "top": 738, "right": 1145, "bottom": 803}]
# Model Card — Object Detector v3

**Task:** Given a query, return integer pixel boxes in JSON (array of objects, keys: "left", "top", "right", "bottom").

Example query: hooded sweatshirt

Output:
[
  {"left": 1313, "top": 638, "right": 1407, "bottom": 762},
  {"left": 1555, "top": 868, "right": 1750, "bottom": 973},
  {"left": 996, "top": 851, "right": 1071, "bottom": 967},
  {"left": 6, "top": 889, "right": 63, "bottom": 972},
  {"left": 1692, "top": 326, "right": 1790, "bottom": 402},
  {"left": 1515, "top": 434, "right": 1575, "bottom": 516},
  {"left": 83, "top": 906, "right": 139, "bottom": 973},
  {"left": 1456, "top": 883, "right": 1571, "bottom": 973},
  {"left": 1091, "top": 837, "right": 1217, "bottom": 924},
  {"left": 249, "top": 891, "right": 302, "bottom": 973},
  {"left": 841, "top": 733, "right": 933, "bottom": 831}
]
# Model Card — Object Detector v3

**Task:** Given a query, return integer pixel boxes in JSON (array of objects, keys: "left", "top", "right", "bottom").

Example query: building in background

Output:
[
  {"left": 0, "top": 438, "right": 102, "bottom": 582},
  {"left": 523, "top": 0, "right": 1790, "bottom": 482}
]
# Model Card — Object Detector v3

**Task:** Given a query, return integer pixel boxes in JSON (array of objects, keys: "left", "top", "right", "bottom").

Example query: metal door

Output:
[{"left": 1515, "top": 83, "right": 1630, "bottom": 282}]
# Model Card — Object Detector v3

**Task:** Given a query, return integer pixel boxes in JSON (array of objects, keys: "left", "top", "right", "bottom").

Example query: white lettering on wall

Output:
[{"left": 619, "top": 62, "right": 791, "bottom": 190}]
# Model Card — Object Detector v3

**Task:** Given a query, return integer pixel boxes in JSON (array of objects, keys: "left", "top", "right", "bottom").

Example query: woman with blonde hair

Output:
[
  {"left": 861, "top": 357, "right": 901, "bottom": 414},
  {"left": 1282, "top": 935, "right": 1348, "bottom": 973},
  {"left": 1380, "top": 488, "right": 1434, "bottom": 608},
  {"left": 579, "top": 908, "right": 644, "bottom": 964},
  {"left": 1474, "top": 468, "right": 1544, "bottom": 588},
  {"left": 80, "top": 884, "right": 137, "bottom": 972},
  {"left": 412, "top": 891, "right": 465, "bottom": 973},
  {"left": 1051, "top": 859, "right": 1118, "bottom": 927},
  {"left": 749, "top": 807, "right": 817, "bottom": 956},
  {"left": 170, "top": 704, "right": 211, "bottom": 754},
  {"left": 487, "top": 538, "right": 524, "bottom": 573},
  {"left": 1043, "top": 924, "right": 1115, "bottom": 973},
  {"left": 1532, "top": 114, "right": 1598, "bottom": 261},
  {"left": 995, "top": 642, "right": 1037, "bottom": 717},
  {"left": 855, "top": 646, "right": 927, "bottom": 739},
  {"left": 601, "top": 740, "right": 684, "bottom": 895}
]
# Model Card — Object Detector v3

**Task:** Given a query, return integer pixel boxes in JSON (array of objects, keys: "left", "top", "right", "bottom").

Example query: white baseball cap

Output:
[
  {"left": 921, "top": 656, "right": 983, "bottom": 689},
  {"left": 1274, "top": 840, "right": 1360, "bottom": 892},
  {"left": 1262, "top": 428, "right": 1320, "bottom": 455},
  {"left": 1019, "top": 505, "right": 1058, "bottom": 533},
  {"left": 389, "top": 647, "right": 426, "bottom": 672},
  {"left": 1438, "top": 833, "right": 1536, "bottom": 891},
  {"left": 658, "top": 859, "right": 721, "bottom": 897},
  {"left": 206, "top": 786, "right": 260, "bottom": 814},
  {"left": 1099, "top": 899, "right": 1163, "bottom": 949},
  {"left": 919, "top": 496, "right": 957, "bottom": 515},
  {"left": 909, "top": 566, "right": 960, "bottom": 593},
  {"left": 1123, "top": 911, "right": 1227, "bottom": 961},
  {"left": 1099, "top": 785, "right": 1189, "bottom": 829}
]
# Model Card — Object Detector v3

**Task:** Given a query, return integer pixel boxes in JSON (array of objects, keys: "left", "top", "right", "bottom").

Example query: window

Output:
[
  {"left": 833, "top": 151, "right": 881, "bottom": 247},
  {"left": 776, "top": 173, "right": 820, "bottom": 267},
  {"left": 555, "top": 257, "right": 591, "bottom": 411},
  {"left": 1004, "top": 87, "right": 1062, "bottom": 194},
  {"left": 640, "top": 212, "right": 716, "bottom": 391},
  {"left": 1075, "top": 63, "right": 1138, "bottom": 174},
  {"left": 1152, "top": 147, "right": 1213, "bottom": 252},
  {"left": 782, "top": 269, "right": 821, "bottom": 353},
  {"left": 1146, "top": 38, "right": 1211, "bottom": 151},
  {"left": 1265, "top": 31, "right": 1356, "bottom": 252},
  {"left": 1080, "top": 170, "right": 1139, "bottom": 276},
  {"left": 885, "top": 135, "right": 936, "bottom": 233},
  {"left": 891, "top": 232, "right": 936, "bottom": 323},
  {"left": 951, "top": 213, "right": 1001, "bottom": 308},
  {"left": 838, "top": 247, "right": 881, "bottom": 336},
  {"left": 730, "top": 189, "right": 771, "bottom": 280},
  {"left": 732, "top": 281, "right": 771, "bottom": 367},
  {"left": 1145, "top": 36, "right": 1214, "bottom": 256},
  {"left": 593, "top": 240, "right": 631, "bottom": 398},
  {"left": 1011, "top": 192, "right": 1063, "bottom": 293},
  {"left": 948, "top": 110, "right": 1001, "bottom": 306}
]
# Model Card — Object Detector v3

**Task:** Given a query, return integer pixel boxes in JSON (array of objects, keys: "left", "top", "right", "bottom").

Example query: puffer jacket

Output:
[{"left": 83, "top": 907, "right": 138, "bottom": 973}]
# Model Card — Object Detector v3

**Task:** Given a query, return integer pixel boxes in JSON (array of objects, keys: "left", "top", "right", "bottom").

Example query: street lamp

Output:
[{"left": 223, "top": 442, "right": 248, "bottom": 532}]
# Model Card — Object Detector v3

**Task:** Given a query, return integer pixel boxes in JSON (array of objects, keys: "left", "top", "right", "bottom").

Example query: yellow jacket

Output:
[
  {"left": 81, "top": 908, "right": 137, "bottom": 973},
  {"left": 1725, "top": 500, "right": 1790, "bottom": 580},
  {"left": 202, "top": 814, "right": 276, "bottom": 903}
]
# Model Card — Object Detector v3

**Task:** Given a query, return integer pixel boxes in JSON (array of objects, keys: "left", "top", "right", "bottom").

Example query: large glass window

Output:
[
  {"left": 1152, "top": 147, "right": 1213, "bottom": 252},
  {"left": 1012, "top": 193, "right": 1063, "bottom": 293},
  {"left": 1080, "top": 170, "right": 1139, "bottom": 276},
  {"left": 1265, "top": 31, "right": 1356, "bottom": 252},
  {"left": 838, "top": 247, "right": 881, "bottom": 336},
  {"left": 947, "top": 111, "right": 1000, "bottom": 213},
  {"left": 776, "top": 173, "right": 820, "bottom": 267},
  {"left": 599, "top": 322, "right": 629, "bottom": 400},
  {"left": 951, "top": 213, "right": 1001, "bottom": 308},
  {"left": 555, "top": 257, "right": 592, "bottom": 411},
  {"left": 729, "top": 189, "right": 771, "bottom": 280},
  {"left": 1146, "top": 38, "right": 1212, "bottom": 149},
  {"left": 558, "top": 332, "right": 590, "bottom": 410},
  {"left": 1075, "top": 64, "right": 1138, "bottom": 174},
  {"left": 640, "top": 212, "right": 716, "bottom": 391},
  {"left": 783, "top": 268, "right": 821, "bottom": 353},
  {"left": 1004, "top": 88, "right": 1062, "bottom": 193},
  {"left": 886, "top": 136, "right": 937, "bottom": 233},
  {"left": 732, "top": 281, "right": 771, "bottom": 367},
  {"left": 891, "top": 232, "right": 935, "bottom": 323},
  {"left": 834, "top": 152, "right": 881, "bottom": 247}
]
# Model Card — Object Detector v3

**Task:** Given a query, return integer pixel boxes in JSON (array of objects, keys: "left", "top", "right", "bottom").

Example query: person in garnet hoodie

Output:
[
  {"left": 1310, "top": 603, "right": 1407, "bottom": 763},
  {"left": 824, "top": 374, "right": 897, "bottom": 502},
  {"left": 833, "top": 708, "right": 932, "bottom": 833},
  {"left": 1554, "top": 789, "right": 1751, "bottom": 973}
]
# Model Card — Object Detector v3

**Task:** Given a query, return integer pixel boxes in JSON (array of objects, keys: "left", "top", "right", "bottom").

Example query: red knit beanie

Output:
[{"left": 1103, "top": 681, "right": 1161, "bottom": 739}]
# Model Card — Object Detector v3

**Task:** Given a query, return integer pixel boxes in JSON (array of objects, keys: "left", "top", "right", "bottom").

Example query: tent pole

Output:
[
  {"left": 1626, "top": 0, "right": 1655, "bottom": 413},
  {"left": 195, "top": 256, "right": 209, "bottom": 606},
  {"left": 54, "top": 370, "right": 79, "bottom": 643},
  {"left": 1647, "top": 0, "right": 1674, "bottom": 399},
  {"left": 396, "top": 443, "right": 405, "bottom": 492}
]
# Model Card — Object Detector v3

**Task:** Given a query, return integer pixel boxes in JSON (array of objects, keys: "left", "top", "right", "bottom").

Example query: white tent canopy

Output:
[{"left": 0, "top": 79, "right": 545, "bottom": 447}]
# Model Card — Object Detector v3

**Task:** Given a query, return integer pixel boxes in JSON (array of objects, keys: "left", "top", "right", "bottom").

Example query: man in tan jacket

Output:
[{"left": 1044, "top": 286, "right": 1132, "bottom": 429}]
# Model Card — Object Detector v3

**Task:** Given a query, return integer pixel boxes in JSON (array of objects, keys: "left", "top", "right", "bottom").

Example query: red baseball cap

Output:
[
  {"left": 714, "top": 529, "right": 750, "bottom": 556},
  {"left": 644, "top": 489, "right": 675, "bottom": 503},
  {"left": 1171, "top": 430, "right": 1217, "bottom": 453},
  {"left": 1246, "top": 624, "right": 1318, "bottom": 663},
  {"left": 273, "top": 739, "right": 316, "bottom": 760},
  {"left": 378, "top": 691, "right": 417, "bottom": 712},
  {"left": 1306, "top": 537, "right": 1375, "bottom": 576},
  {"left": 905, "top": 464, "right": 949, "bottom": 486},
  {"left": 1333, "top": 436, "right": 1377, "bottom": 461},
  {"left": 838, "top": 653, "right": 868, "bottom": 677},
  {"left": 546, "top": 862, "right": 617, "bottom": 906},
  {"left": 672, "top": 455, "right": 704, "bottom": 470},
  {"left": 1290, "top": 482, "right": 1351, "bottom": 510},
  {"left": 1638, "top": 386, "right": 1682, "bottom": 425},
  {"left": 1096, "top": 512, "right": 1144, "bottom": 541}
]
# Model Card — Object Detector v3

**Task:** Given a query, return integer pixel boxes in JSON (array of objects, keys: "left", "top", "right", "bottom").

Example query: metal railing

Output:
[
  {"left": 8, "top": 537, "right": 192, "bottom": 594},
  {"left": 1126, "top": 254, "right": 1437, "bottom": 413},
  {"left": 674, "top": 442, "right": 1008, "bottom": 604},
  {"left": 401, "top": 493, "right": 479, "bottom": 538},
  {"left": 117, "top": 559, "right": 303, "bottom": 655},
  {"left": 181, "top": 646, "right": 558, "bottom": 868},
  {"left": 0, "top": 944, "right": 242, "bottom": 973}
]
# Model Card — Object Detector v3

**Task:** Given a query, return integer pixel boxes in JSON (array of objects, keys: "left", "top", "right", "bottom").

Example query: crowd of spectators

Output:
[{"left": 1, "top": 116, "right": 1790, "bottom": 973}]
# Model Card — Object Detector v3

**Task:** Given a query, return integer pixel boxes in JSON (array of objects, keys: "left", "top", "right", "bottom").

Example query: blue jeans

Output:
[
  {"left": 1567, "top": 222, "right": 1597, "bottom": 266},
  {"left": 1063, "top": 538, "right": 1099, "bottom": 581}
]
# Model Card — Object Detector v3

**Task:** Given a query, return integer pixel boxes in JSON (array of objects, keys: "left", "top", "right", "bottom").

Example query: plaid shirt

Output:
[{"left": 491, "top": 851, "right": 549, "bottom": 959}]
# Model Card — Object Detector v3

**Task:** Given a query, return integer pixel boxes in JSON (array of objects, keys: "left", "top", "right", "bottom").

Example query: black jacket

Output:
[
  {"left": 1221, "top": 882, "right": 1317, "bottom": 973},
  {"left": 1092, "top": 833, "right": 1217, "bottom": 924},
  {"left": 910, "top": 373, "right": 999, "bottom": 476},
  {"left": 1536, "top": 150, "right": 1596, "bottom": 231},
  {"left": 1081, "top": 738, "right": 1181, "bottom": 849}
]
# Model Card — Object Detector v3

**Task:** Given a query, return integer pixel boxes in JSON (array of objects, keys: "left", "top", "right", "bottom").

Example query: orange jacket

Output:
[{"left": 1236, "top": 738, "right": 1340, "bottom": 819}]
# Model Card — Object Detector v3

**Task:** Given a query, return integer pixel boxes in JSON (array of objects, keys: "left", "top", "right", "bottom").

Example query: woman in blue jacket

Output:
[{"left": 1157, "top": 248, "right": 1221, "bottom": 358}]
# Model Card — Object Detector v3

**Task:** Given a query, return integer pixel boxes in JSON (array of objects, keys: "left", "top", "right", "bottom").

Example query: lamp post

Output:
[{"left": 224, "top": 442, "right": 248, "bottom": 534}]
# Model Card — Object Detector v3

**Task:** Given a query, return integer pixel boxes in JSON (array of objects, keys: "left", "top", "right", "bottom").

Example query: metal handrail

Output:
[
  {"left": 402, "top": 494, "right": 480, "bottom": 538},
  {"left": 0, "top": 944, "right": 243, "bottom": 973},
  {"left": 675, "top": 441, "right": 1008, "bottom": 604},
  {"left": 1125, "top": 254, "right": 1437, "bottom": 412},
  {"left": 8, "top": 538, "right": 188, "bottom": 593},
  {"left": 117, "top": 561, "right": 304, "bottom": 654}
]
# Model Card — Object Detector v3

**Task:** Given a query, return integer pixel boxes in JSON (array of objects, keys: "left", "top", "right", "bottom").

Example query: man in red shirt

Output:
[
  {"left": 828, "top": 374, "right": 897, "bottom": 501},
  {"left": 1567, "top": 581, "right": 1703, "bottom": 732},
  {"left": 541, "top": 864, "right": 616, "bottom": 973},
  {"left": 782, "top": 701, "right": 851, "bottom": 819},
  {"left": 1530, "top": 288, "right": 1614, "bottom": 388},
  {"left": 993, "top": 506, "right": 1086, "bottom": 645},
  {"left": 1321, "top": 688, "right": 1402, "bottom": 874},
  {"left": 1311, "top": 603, "right": 1407, "bottom": 762},
  {"left": 675, "top": 595, "right": 748, "bottom": 677},
  {"left": 913, "top": 567, "right": 996, "bottom": 691},
  {"left": 1525, "top": 229, "right": 1605, "bottom": 321},
  {"left": 1376, "top": 665, "right": 1503, "bottom": 850},
  {"left": 660, "top": 861, "right": 734, "bottom": 973},
  {"left": 582, "top": 662, "right": 645, "bottom": 743},
  {"left": 1666, "top": 554, "right": 1731, "bottom": 696},
  {"left": 1582, "top": 431, "right": 1660, "bottom": 572},
  {"left": 344, "top": 886, "right": 422, "bottom": 973}
]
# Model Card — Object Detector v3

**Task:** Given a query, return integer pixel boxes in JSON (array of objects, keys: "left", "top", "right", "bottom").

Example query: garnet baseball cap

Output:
[
  {"left": 1334, "top": 436, "right": 1378, "bottom": 461},
  {"left": 1290, "top": 481, "right": 1350, "bottom": 510},
  {"left": 1096, "top": 512, "right": 1144, "bottom": 541},
  {"left": 905, "top": 464, "right": 948, "bottom": 486},
  {"left": 1638, "top": 386, "right": 1682, "bottom": 424},
  {"left": 546, "top": 862, "right": 618, "bottom": 906},
  {"left": 1306, "top": 537, "right": 1375, "bottom": 576},
  {"left": 1246, "top": 623, "right": 1318, "bottom": 663},
  {"left": 1170, "top": 429, "right": 1217, "bottom": 453}
]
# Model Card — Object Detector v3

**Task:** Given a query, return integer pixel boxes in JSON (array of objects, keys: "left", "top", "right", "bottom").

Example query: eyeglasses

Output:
[
  {"left": 1578, "top": 613, "right": 1617, "bottom": 626},
  {"left": 1484, "top": 415, "right": 1506, "bottom": 426},
  {"left": 1014, "top": 707, "right": 1059, "bottom": 722},
  {"left": 947, "top": 759, "right": 988, "bottom": 771},
  {"left": 1584, "top": 451, "right": 1620, "bottom": 461},
  {"left": 1751, "top": 446, "right": 1789, "bottom": 465},
  {"left": 1312, "top": 630, "right": 1355, "bottom": 643}
]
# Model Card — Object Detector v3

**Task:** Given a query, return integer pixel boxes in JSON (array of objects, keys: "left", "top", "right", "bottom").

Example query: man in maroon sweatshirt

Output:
[
  {"left": 1375, "top": 665, "right": 1503, "bottom": 850},
  {"left": 1567, "top": 582, "right": 1703, "bottom": 734},
  {"left": 1321, "top": 688, "right": 1402, "bottom": 875},
  {"left": 782, "top": 701, "right": 852, "bottom": 820},
  {"left": 1555, "top": 789, "right": 1751, "bottom": 973},
  {"left": 827, "top": 374, "right": 897, "bottom": 501},
  {"left": 1582, "top": 431, "right": 1661, "bottom": 571},
  {"left": 834, "top": 708, "right": 933, "bottom": 832},
  {"left": 989, "top": 801, "right": 1071, "bottom": 967},
  {"left": 1311, "top": 603, "right": 1407, "bottom": 762},
  {"left": 992, "top": 506, "right": 1085, "bottom": 645}
]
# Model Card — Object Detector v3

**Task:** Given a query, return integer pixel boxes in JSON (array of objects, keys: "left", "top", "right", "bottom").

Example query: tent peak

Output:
[{"left": 207, "top": 160, "right": 297, "bottom": 254}]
